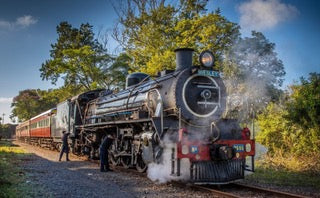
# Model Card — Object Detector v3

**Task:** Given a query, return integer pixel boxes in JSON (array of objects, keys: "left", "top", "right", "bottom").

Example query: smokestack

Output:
[{"left": 175, "top": 48, "right": 194, "bottom": 71}]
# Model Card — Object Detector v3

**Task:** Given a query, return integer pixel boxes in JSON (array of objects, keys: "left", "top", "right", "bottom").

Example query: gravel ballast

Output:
[{"left": 15, "top": 141, "right": 212, "bottom": 198}]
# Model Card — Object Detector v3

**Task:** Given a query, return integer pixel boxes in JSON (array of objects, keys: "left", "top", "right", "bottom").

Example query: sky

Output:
[{"left": 0, "top": 0, "right": 319, "bottom": 124}]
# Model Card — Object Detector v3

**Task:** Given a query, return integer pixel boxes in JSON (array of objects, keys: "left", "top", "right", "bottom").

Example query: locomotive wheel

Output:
[
  {"left": 108, "top": 151, "right": 119, "bottom": 167},
  {"left": 136, "top": 154, "right": 147, "bottom": 173},
  {"left": 108, "top": 141, "right": 119, "bottom": 167},
  {"left": 121, "top": 156, "right": 131, "bottom": 169}
]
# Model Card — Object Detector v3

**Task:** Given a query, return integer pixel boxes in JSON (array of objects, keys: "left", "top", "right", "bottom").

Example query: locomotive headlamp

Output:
[
  {"left": 245, "top": 143, "right": 251, "bottom": 152},
  {"left": 199, "top": 50, "right": 214, "bottom": 68},
  {"left": 182, "top": 145, "right": 189, "bottom": 155}
]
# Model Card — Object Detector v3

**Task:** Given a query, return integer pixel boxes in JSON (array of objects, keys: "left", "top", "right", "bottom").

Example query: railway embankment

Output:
[
  {"left": 1, "top": 139, "right": 319, "bottom": 198},
  {"left": 4, "top": 140, "right": 212, "bottom": 198},
  {"left": 241, "top": 143, "right": 320, "bottom": 197},
  {"left": 242, "top": 162, "right": 320, "bottom": 197},
  {"left": 0, "top": 139, "right": 42, "bottom": 197}
]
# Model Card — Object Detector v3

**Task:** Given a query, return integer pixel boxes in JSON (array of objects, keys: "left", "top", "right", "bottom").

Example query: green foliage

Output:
[
  {"left": 247, "top": 165, "right": 320, "bottom": 189},
  {"left": 285, "top": 73, "right": 320, "bottom": 132},
  {"left": 115, "top": 1, "right": 285, "bottom": 125},
  {"left": 257, "top": 73, "right": 320, "bottom": 156},
  {"left": 0, "top": 124, "right": 16, "bottom": 139},
  {"left": 114, "top": 0, "right": 239, "bottom": 75},
  {"left": 0, "top": 140, "right": 46, "bottom": 197},
  {"left": 285, "top": 73, "right": 320, "bottom": 153},
  {"left": 14, "top": 22, "right": 131, "bottom": 122},
  {"left": 0, "top": 125, "right": 9, "bottom": 139},
  {"left": 40, "top": 22, "right": 128, "bottom": 90},
  {"left": 11, "top": 89, "right": 60, "bottom": 121},
  {"left": 108, "top": 53, "right": 131, "bottom": 89},
  {"left": 0, "top": 140, "right": 27, "bottom": 197},
  {"left": 257, "top": 103, "right": 288, "bottom": 153}
]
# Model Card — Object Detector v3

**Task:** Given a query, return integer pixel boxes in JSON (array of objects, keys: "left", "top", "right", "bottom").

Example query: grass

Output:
[
  {"left": 246, "top": 155, "right": 320, "bottom": 190},
  {"left": 0, "top": 139, "right": 35, "bottom": 198}
]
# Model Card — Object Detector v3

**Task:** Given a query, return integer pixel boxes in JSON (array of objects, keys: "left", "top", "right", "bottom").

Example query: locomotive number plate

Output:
[
  {"left": 233, "top": 144, "right": 244, "bottom": 152},
  {"left": 198, "top": 70, "right": 220, "bottom": 77},
  {"left": 190, "top": 146, "right": 199, "bottom": 154}
]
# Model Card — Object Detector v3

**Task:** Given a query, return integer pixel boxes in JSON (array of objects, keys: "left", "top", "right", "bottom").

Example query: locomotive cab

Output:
[{"left": 125, "top": 72, "right": 150, "bottom": 89}]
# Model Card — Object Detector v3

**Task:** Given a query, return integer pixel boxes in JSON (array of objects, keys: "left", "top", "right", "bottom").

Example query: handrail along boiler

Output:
[{"left": 16, "top": 48, "right": 255, "bottom": 184}]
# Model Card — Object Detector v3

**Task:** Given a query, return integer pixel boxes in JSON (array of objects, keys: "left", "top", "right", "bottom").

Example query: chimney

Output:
[{"left": 175, "top": 48, "right": 194, "bottom": 71}]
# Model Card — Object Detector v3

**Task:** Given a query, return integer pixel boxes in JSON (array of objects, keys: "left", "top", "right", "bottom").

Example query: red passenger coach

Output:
[
  {"left": 16, "top": 120, "right": 30, "bottom": 138},
  {"left": 30, "top": 109, "right": 54, "bottom": 138}
]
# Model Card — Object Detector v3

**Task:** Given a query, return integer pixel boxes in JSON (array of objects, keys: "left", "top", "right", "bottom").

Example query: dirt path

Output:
[{"left": 15, "top": 140, "right": 211, "bottom": 198}]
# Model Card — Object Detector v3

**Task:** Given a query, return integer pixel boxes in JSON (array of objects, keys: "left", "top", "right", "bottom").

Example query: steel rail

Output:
[
  {"left": 191, "top": 184, "right": 241, "bottom": 198},
  {"left": 171, "top": 181, "right": 240, "bottom": 198},
  {"left": 233, "top": 183, "right": 310, "bottom": 198}
]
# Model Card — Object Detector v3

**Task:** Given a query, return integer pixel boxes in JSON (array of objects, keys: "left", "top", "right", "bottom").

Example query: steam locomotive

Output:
[{"left": 16, "top": 48, "right": 255, "bottom": 184}]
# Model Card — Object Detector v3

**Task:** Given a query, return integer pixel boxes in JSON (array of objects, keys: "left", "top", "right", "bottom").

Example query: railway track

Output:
[
  {"left": 17, "top": 140, "right": 311, "bottom": 198},
  {"left": 231, "top": 183, "right": 309, "bottom": 198},
  {"left": 119, "top": 168, "right": 310, "bottom": 198},
  {"left": 182, "top": 182, "right": 310, "bottom": 198},
  {"left": 53, "top": 152, "right": 312, "bottom": 198}
]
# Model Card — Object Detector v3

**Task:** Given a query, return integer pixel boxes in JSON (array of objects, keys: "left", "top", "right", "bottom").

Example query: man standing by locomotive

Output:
[
  {"left": 99, "top": 134, "right": 114, "bottom": 172},
  {"left": 59, "top": 130, "right": 70, "bottom": 161}
]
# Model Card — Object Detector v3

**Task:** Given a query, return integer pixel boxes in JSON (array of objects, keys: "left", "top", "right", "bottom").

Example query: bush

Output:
[{"left": 257, "top": 73, "right": 320, "bottom": 162}]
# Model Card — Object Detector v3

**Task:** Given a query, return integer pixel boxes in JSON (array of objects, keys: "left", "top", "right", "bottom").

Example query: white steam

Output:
[
  {"left": 147, "top": 136, "right": 190, "bottom": 183},
  {"left": 223, "top": 32, "right": 284, "bottom": 122}
]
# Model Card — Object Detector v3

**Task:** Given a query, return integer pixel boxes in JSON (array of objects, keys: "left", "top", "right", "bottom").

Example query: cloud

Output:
[
  {"left": 0, "top": 15, "right": 37, "bottom": 30},
  {"left": 16, "top": 15, "right": 38, "bottom": 27},
  {"left": 238, "top": 0, "right": 299, "bottom": 31},
  {"left": 0, "top": 97, "right": 13, "bottom": 103},
  {"left": 0, "top": 20, "right": 11, "bottom": 29}
]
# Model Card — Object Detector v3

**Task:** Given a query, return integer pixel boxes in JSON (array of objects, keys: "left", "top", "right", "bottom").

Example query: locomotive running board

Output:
[{"left": 76, "top": 118, "right": 152, "bottom": 128}]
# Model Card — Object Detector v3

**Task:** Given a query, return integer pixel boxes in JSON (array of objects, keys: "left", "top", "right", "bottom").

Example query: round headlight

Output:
[
  {"left": 199, "top": 50, "right": 214, "bottom": 68},
  {"left": 245, "top": 143, "right": 251, "bottom": 152},
  {"left": 182, "top": 145, "right": 189, "bottom": 155},
  {"left": 236, "top": 153, "right": 240, "bottom": 158}
]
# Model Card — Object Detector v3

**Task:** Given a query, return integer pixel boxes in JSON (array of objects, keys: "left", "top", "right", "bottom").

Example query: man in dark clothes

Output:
[
  {"left": 99, "top": 134, "right": 114, "bottom": 172},
  {"left": 59, "top": 130, "right": 70, "bottom": 161}
]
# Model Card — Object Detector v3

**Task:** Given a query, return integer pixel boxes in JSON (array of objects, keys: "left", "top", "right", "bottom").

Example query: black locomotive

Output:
[{"left": 17, "top": 48, "right": 255, "bottom": 184}]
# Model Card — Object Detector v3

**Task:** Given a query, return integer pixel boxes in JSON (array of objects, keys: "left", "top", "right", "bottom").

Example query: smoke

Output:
[
  {"left": 147, "top": 135, "right": 190, "bottom": 183},
  {"left": 224, "top": 70, "right": 270, "bottom": 121},
  {"left": 222, "top": 32, "right": 284, "bottom": 122}
]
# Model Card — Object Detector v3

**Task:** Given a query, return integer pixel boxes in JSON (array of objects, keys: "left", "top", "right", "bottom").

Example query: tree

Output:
[
  {"left": 113, "top": 2, "right": 285, "bottom": 123},
  {"left": 11, "top": 89, "right": 60, "bottom": 121},
  {"left": 40, "top": 22, "right": 126, "bottom": 90},
  {"left": 222, "top": 31, "right": 285, "bottom": 121},
  {"left": 285, "top": 73, "right": 320, "bottom": 131},
  {"left": 113, "top": 0, "right": 239, "bottom": 75},
  {"left": 285, "top": 73, "right": 320, "bottom": 153},
  {"left": 107, "top": 53, "right": 131, "bottom": 89},
  {"left": 257, "top": 73, "right": 320, "bottom": 156},
  {"left": 257, "top": 102, "right": 290, "bottom": 153}
]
